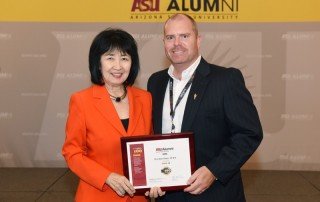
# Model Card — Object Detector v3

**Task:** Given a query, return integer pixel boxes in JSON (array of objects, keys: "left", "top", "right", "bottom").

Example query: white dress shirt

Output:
[{"left": 162, "top": 56, "right": 201, "bottom": 133}]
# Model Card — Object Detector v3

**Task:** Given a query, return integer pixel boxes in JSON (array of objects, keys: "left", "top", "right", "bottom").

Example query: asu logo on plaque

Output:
[
  {"left": 161, "top": 166, "right": 172, "bottom": 175},
  {"left": 132, "top": 147, "right": 143, "bottom": 157}
]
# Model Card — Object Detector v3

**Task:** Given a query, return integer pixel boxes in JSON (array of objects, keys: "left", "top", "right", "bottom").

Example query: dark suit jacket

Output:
[{"left": 147, "top": 58, "right": 263, "bottom": 202}]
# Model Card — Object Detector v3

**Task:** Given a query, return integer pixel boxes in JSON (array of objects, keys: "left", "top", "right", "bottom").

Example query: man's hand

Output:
[
  {"left": 184, "top": 166, "right": 216, "bottom": 194},
  {"left": 145, "top": 187, "right": 165, "bottom": 198},
  {"left": 106, "top": 173, "right": 135, "bottom": 197}
]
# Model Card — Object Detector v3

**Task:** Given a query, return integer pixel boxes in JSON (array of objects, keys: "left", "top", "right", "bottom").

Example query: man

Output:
[{"left": 147, "top": 13, "right": 263, "bottom": 202}]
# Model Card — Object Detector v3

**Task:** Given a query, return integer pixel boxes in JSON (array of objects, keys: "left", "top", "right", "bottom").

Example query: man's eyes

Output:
[
  {"left": 166, "top": 36, "right": 174, "bottom": 40},
  {"left": 181, "top": 34, "right": 189, "bottom": 38},
  {"left": 165, "top": 34, "right": 190, "bottom": 41}
]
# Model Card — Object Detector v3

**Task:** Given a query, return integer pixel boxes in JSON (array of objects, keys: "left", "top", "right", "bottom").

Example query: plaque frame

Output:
[{"left": 120, "top": 132, "right": 196, "bottom": 193}]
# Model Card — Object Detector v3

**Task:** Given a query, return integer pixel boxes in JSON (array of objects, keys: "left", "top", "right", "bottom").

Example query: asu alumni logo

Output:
[
  {"left": 130, "top": 0, "right": 239, "bottom": 21},
  {"left": 131, "top": 0, "right": 160, "bottom": 12}
]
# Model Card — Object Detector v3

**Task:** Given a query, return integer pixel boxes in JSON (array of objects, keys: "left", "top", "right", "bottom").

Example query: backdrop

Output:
[{"left": 1, "top": 0, "right": 319, "bottom": 170}]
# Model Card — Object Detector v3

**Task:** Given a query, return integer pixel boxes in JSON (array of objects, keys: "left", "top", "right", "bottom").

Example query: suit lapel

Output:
[
  {"left": 127, "top": 87, "right": 142, "bottom": 136},
  {"left": 182, "top": 59, "right": 211, "bottom": 131},
  {"left": 153, "top": 72, "right": 170, "bottom": 134},
  {"left": 93, "top": 85, "right": 127, "bottom": 135}
]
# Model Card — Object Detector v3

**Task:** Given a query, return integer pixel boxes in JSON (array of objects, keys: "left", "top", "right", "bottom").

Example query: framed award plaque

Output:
[{"left": 120, "top": 132, "right": 195, "bottom": 192}]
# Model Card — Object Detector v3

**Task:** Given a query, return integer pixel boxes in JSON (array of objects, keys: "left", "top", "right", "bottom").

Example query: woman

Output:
[{"left": 62, "top": 28, "right": 153, "bottom": 202}]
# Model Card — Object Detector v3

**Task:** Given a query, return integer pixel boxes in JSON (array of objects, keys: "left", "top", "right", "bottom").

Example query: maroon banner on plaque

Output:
[{"left": 129, "top": 144, "right": 146, "bottom": 186}]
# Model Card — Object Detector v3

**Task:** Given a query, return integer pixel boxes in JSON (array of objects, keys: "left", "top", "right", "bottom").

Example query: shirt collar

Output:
[{"left": 168, "top": 55, "right": 201, "bottom": 81}]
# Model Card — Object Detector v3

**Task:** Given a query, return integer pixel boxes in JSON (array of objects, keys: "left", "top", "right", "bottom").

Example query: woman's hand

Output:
[
  {"left": 145, "top": 187, "right": 165, "bottom": 198},
  {"left": 106, "top": 173, "right": 135, "bottom": 197}
]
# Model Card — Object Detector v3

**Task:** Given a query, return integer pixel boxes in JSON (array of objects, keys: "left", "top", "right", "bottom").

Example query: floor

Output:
[{"left": 0, "top": 168, "right": 319, "bottom": 202}]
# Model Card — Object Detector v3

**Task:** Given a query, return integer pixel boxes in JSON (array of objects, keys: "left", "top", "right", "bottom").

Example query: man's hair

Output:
[{"left": 164, "top": 13, "right": 199, "bottom": 36}]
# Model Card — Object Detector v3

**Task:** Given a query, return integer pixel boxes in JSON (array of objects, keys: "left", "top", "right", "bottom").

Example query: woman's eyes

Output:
[
  {"left": 121, "top": 57, "right": 130, "bottom": 61},
  {"left": 104, "top": 55, "right": 130, "bottom": 61}
]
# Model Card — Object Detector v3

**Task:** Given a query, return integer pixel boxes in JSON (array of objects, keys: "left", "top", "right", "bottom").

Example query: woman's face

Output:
[{"left": 100, "top": 49, "right": 131, "bottom": 87}]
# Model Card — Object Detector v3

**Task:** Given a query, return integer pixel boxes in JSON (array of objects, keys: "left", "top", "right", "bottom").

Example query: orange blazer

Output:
[{"left": 62, "top": 85, "right": 152, "bottom": 202}]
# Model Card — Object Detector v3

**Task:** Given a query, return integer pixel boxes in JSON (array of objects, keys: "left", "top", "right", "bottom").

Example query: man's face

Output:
[{"left": 163, "top": 15, "right": 200, "bottom": 69}]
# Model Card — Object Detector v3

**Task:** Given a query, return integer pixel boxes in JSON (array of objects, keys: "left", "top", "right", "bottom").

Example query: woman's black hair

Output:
[{"left": 89, "top": 28, "right": 139, "bottom": 86}]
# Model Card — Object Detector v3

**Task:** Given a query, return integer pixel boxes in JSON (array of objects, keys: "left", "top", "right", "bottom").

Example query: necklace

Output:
[{"left": 109, "top": 87, "right": 127, "bottom": 102}]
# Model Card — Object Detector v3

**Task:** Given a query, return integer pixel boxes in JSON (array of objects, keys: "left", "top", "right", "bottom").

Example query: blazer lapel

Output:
[
  {"left": 93, "top": 85, "right": 127, "bottom": 135},
  {"left": 182, "top": 58, "right": 211, "bottom": 132},
  {"left": 153, "top": 72, "right": 170, "bottom": 134},
  {"left": 127, "top": 87, "right": 142, "bottom": 136}
]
